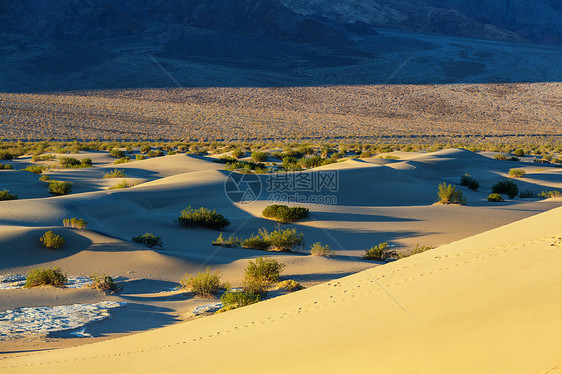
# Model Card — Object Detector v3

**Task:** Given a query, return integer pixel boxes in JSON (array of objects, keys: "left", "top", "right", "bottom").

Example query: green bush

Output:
[
  {"left": 180, "top": 267, "right": 226, "bottom": 297},
  {"left": 0, "top": 150, "right": 13, "bottom": 160},
  {"left": 110, "top": 149, "right": 126, "bottom": 158},
  {"left": 459, "top": 173, "right": 479, "bottom": 191},
  {"left": 538, "top": 190, "right": 562, "bottom": 199},
  {"left": 0, "top": 189, "right": 18, "bottom": 201},
  {"left": 310, "top": 242, "right": 334, "bottom": 257},
  {"left": 262, "top": 204, "right": 309, "bottom": 223},
  {"left": 259, "top": 228, "right": 304, "bottom": 252},
  {"left": 147, "top": 149, "right": 163, "bottom": 158},
  {"left": 90, "top": 274, "right": 122, "bottom": 294},
  {"left": 23, "top": 165, "right": 45, "bottom": 174},
  {"left": 39, "top": 174, "right": 51, "bottom": 182},
  {"left": 218, "top": 291, "right": 261, "bottom": 313},
  {"left": 487, "top": 193, "right": 505, "bottom": 202},
  {"left": 244, "top": 257, "right": 285, "bottom": 284},
  {"left": 178, "top": 206, "right": 230, "bottom": 230},
  {"left": 81, "top": 158, "right": 92, "bottom": 167},
  {"left": 132, "top": 233, "right": 163, "bottom": 248},
  {"left": 63, "top": 217, "right": 88, "bottom": 229},
  {"left": 241, "top": 234, "right": 271, "bottom": 250},
  {"left": 492, "top": 180, "right": 519, "bottom": 199},
  {"left": 437, "top": 183, "right": 467, "bottom": 205},
  {"left": 40, "top": 230, "right": 65, "bottom": 249},
  {"left": 109, "top": 180, "right": 133, "bottom": 190},
  {"left": 104, "top": 169, "right": 127, "bottom": 178},
  {"left": 513, "top": 149, "right": 525, "bottom": 157},
  {"left": 135, "top": 154, "right": 147, "bottom": 161},
  {"left": 59, "top": 156, "right": 81, "bottom": 168},
  {"left": 231, "top": 148, "right": 244, "bottom": 159},
  {"left": 140, "top": 145, "right": 151, "bottom": 154},
  {"left": 251, "top": 151, "right": 268, "bottom": 163},
  {"left": 0, "top": 163, "right": 13, "bottom": 170},
  {"left": 508, "top": 168, "right": 526, "bottom": 178},
  {"left": 113, "top": 156, "right": 131, "bottom": 165},
  {"left": 363, "top": 242, "right": 397, "bottom": 261},
  {"left": 48, "top": 181, "right": 72, "bottom": 196},
  {"left": 519, "top": 190, "right": 536, "bottom": 198},
  {"left": 25, "top": 267, "right": 67, "bottom": 288},
  {"left": 212, "top": 233, "right": 241, "bottom": 248}
]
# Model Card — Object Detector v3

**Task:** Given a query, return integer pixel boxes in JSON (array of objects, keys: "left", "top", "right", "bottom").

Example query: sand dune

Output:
[
  {"left": 2, "top": 205, "right": 560, "bottom": 373},
  {"left": 1, "top": 150, "right": 560, "bottom": 362}
]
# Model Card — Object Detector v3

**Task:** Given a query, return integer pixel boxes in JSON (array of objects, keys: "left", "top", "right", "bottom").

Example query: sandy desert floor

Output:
[{"left": 1, "top": 148, "right": 561, "bottom": 372}]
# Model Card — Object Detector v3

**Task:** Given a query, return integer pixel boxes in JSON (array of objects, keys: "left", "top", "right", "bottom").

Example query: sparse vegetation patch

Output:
[
  {"left": 132, "top": 233, "right": 163, "bottom": 248},
  {"left": 178, "top": 206, "right": 230, "bottom": 230},
  {"left": 25, "top": 267, "right": 67, "bottom": 288}
]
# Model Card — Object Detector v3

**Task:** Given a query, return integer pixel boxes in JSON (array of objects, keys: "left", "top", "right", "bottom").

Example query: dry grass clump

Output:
[
  {"left": 538, "top": 190, "right": 562, "bottom": 199},
  {"left": 212, "top": 233, "right": 241, "bottom": 248},
  {"left": 180, "top": 267, "right": 227, "bottom": 297},
  {"left": 363, "top": 242, "right": 397, "bottom": 261},
  {"left": 275, "top": 279, "right": 304, "bottom": 292},
  {"left": 103, "top": 169, "right": 127, "bottom": 178},
  {"left": 437, "top": 183, "right": 467, "bottom": 205},
  {"left": 398, "top": 243, "right": 433, "bottom": 258},
  {"left": 63, "top": 217, "right": 88, "bottom": 229},
  {"left": 109, "top": 180, "right": 133, "bottom": 190},
  {"left": 90, "top": 274, "right": 122, "bottom": 294},
  {"left": 310, "top": 242, "right": 334, "bottom": 257}
]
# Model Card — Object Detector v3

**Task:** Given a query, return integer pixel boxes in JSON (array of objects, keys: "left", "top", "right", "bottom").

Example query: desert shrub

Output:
[
  {"left": 40, "top": 230, "right": 65, "bottom": 249},
  {"left": 39, "top": 174, "right": 51, "bottom": 182},
  {"left": 507, "top": 156, "right": 520, "bottom": 161},
  {"left": 398, "top": 243, "right": 433, "bottom": 258},
  {"left": 459, "top": 173, "right": 480, "bottom": 191},
  {"left": 63, "top": 217, "right": 88, "bottom": 229},
  {"left": 487, "top": 193, "right": 505, "bottom": 202},
  {"left": 538, "top": 190, "right": 562, "bottom": 199},
  {"left": 262, "top": 204, "right": 309, "bottom": 223},
  {"left": 244, "top": 257, "right": 285, "bottom": 284},
  {"left": 136, "top": 154, "right": 147, "bottom": 161},
  {"left": 113, "top": 156, "right": 131, "bottom": 165},
  {"left": 104, "top": 169, "right": 127, "bottom": 178},
  {"left": 231, "top": 148, "right": 244, "bottom": 159},
  {"left": 276, "top": 279, "right": 304, "bottom": 292},
  {"left": 23, "top": 165, "right": 45, "bottom": 174},
  {"left": 140, "top": 145, "right": 151, "bottom": 154},
  {"left": 81, "top": 158, "right": 92, "bottom": 167},
  {"left": 48, "top": 180, "right": 72, "bottom": 195},
  {"left": 180, "top": 267, "right": 225, "bottom": 297},
  {"left": 383, "top": 154, "right": 400, "bottom": 160},
  {"left": 241, "top": 234, "right": 271, "bottom": 250},
  {"left": 212, "top": 233, "right": 241, "bottom": 248},
  {"left": 492, "top": 180, "right": 519, "bottom": 199},
  {"left": 0, "top": 189, "right": 18, "bottom": 201},
  {"left": 508, "top": 168, "right": 526, "bottom": 178},
  {"left": 519, "top": 190, "right": 536, "bottom": 198},
  {"left": 109, "top": 149, "right": 126, "bottom": 158},
  {"left": 310, "top": 242, "right": 334, "bottom": 257},
  {"left": 513, "top": 149, "right": 525, "bottom": 156},
  {"left": 90, "top": 274, "right": 122, "bottom": 294},
  {"left": 363, "top": 242, "right": 397, "bottom": 261},
  {"left": 259, "top": 228, "right": 304, "bottom": 252},
  {"left": 109, "top": 180, "right": 133, "bottom": 190},
  {"left": 218, "top": 291, "right": 261, "bottom": 312},
  {"left": 178, "top": 206, "right": 230, "bottom": 230},
  {"left": 59, "top": 156, "right": 80, "bottom": 168},
  {"left": 0, "top": 163, "right": 13, "bottom": 170},
  {"left": 25, "top": 267, "right": 67, "bottom": 288},
  {"left": 132, "top": 233, "right": 163, "bottom": 248},
  {"left": 167, "top": 151, "right": 177, "bottom": 156},
  {"left": 251, "top": 151, "right": 268, "bottom": 163},
  {"left": 0, "top": 150, "right": 13, "bottom": 160},
  {"left": 147, "top": 149, "right": 163, "bottom": 157},
  {"left": 437, "top": 183, "right": 467, "bottom": 205}
]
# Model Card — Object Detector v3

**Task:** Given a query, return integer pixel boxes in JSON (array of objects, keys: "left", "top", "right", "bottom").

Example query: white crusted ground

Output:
[
  {"left": 0, "top": 301, "right": 125, "bottom": 340},
  {"left": 0, "top": 275, "right": 93, "bottom": 290}
]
